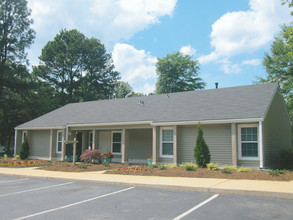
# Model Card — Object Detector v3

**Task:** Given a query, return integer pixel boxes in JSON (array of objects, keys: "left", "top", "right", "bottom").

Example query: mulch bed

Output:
[
  {"left": 1, "top": 158, "right": 292, "bottom": 181},
  {"left": 105, "top": 167, "right": 293, "bottom": 181}
]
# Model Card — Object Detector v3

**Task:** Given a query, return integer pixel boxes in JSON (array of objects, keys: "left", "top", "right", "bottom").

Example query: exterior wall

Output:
[
  {"left": 28, "top": 130, "right": 50, "bottom": 158},
  {"left": 263, "top": 92, "right": 292, "bottom": 168},
  {"left": 99, "top": 131, "right": 111, "bottom": 153},
  {"left": 177, "top": 124, "right": 232, "bottom": 165},
  {"left": 128, "top": 129, "right": 152, "bottom": 163},
  {"left": 15, "top": 130, "right": 23, "bottom": 155}
]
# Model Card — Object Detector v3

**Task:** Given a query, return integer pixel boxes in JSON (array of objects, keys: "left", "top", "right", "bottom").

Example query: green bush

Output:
[
  {"left": 181, "top": 162, "right": 197, "bottom": 171},
  {"left": 269, "top": 169, "right": 286, "bottom": 176},
  {"left": 194, "top": 124, "right": 211, "bottom": 168},
  {"left": 159, "top": 165, "right": 167, "bottom": 170},
  {"left": 20, "top": 136, "right": 29, "bottom": 160},
  {"left": 222, "top": 165, "right": 235, "bottom": 174},
  {"left": 279, "top": 149, "right": 293, "bottom": 169},
  {"left": 237, "top": 167, "right": 252, "bottom": 173},
  {"left": 207, "top": 163, "right": 219, "bottom": 171},
  {"left": 165, "top": 164, "right": 178, "bottom": 169},
  {"left": 77, "top": 163, "right": 88, "bottom": 169}
]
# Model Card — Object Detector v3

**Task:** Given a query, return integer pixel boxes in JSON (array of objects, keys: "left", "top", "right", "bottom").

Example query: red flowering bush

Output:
[
  {"left": 103, "top": 152, "right": 113, "bottom": 159},
  {"left": 80, "top": 149, "right": 102, "bottom": 163},
  {"left": 147, "top": 155, "right": 152, "bottom": 159}
]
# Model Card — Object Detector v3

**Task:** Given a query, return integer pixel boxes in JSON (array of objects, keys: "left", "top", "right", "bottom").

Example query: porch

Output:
[{"left": 62, "top": 125, "right": 178, "bottom": 164}]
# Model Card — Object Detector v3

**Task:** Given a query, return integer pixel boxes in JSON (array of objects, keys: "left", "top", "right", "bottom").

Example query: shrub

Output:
[
  {"left": 194, "top": 124, "right": 210, "bottom": 168},
  {"left": 46, "top": 160, "right": 53, "bottom": 166},
  {"left": 77, "top": 163, "right": 88, "bottom": 169},
  {"left": 165, "top": 164, "right": 178, "bottom": 169},
  {"left": 269, "top": 169, "right": 286, "bottom": 176},
  {"left": 159, "top": 165, "right": 167, "bottom": 170},
  {"left": 80, "top": 149, "right": 102, "bottom": 163},
  {"left": 222, "top": 165, "right": 235, "bottom": 174},
  {"left": 279, "top": 149, "right": 293, "bottom": 169},
  {"left": 207, "top": 163, "right": 219, "bottom": 171},
  {"left": 20, "top": 136, "right": 29, "bottom": 160},
  {"left": 237, "top": 167, "right": 251, "bottom": 173},
  {"left": 180, "top": 162, "right": 197, "bottom": 171}
]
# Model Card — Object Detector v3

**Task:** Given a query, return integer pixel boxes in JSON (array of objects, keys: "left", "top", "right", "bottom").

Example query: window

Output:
[
  {"left": 22, "top": 131, "right": 27, "bottom": 143},
  {"left": 112, "top": 132, "right": 121, "bottom": 154},
  {"left": 160, "top": 128, "right": 173, "bottom": 158},
  {"left": 89, "top": 132, "right": 93, "bottom": 148},
  {"left": 239, "top": 125, "right": 258, "bottom": 160},
  {"left": 56, "top": 131, "right": 63, "bottom": 153}
]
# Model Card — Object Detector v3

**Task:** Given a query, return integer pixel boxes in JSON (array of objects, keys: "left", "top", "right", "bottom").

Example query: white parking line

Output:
[
  {"left": 0, "top": 182, "right": 73, "bottom": 197},
  {"left": 13, "top": 186, "right": 135, "bottom": 220},
  {"left": 0, "top": 178, "right": 29, "bottom": 184},
  {"left": 173, "top": 194, "right": 219, "bottom": 220}
]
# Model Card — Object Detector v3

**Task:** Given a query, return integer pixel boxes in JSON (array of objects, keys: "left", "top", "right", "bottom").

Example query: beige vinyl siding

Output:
[
  {"left": 128, "top": 129, "right": 152, "bottom": 161},
  {"left": 29, "top": 130, "right": 50, "bottom": 157},
  {"left": 177, "top": 124, "right": 232, "bottom": 165},
  {"left": 262, "top": 92, "right": 292, "bottom": 168},
  {"left": 99, "top": 131, "right": 111, "bottom": 153},
  {"left": 237, "top": 160, "right": 259, "bottom": 168}
]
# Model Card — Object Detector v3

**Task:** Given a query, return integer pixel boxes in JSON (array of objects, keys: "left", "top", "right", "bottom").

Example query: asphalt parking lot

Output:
[{"left": 0, "top": 176, "right": 292, "bottom": 220}]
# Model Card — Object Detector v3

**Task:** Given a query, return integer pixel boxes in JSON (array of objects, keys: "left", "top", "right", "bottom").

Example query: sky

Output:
[{"left": 26, "top": 0, "right": 292, "bottom": 94}]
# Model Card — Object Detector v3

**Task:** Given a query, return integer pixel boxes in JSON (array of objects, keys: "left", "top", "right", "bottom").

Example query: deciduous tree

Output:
[{"left": 155, "top": 52, "right": 205, "bottom": 94}]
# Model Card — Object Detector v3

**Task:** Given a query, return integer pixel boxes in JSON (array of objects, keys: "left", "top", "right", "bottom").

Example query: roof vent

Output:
[
  {"left": 215, "top": 82, "right": 219, "bottom": 89},
  {"left": 139, "top": 100, "right": 144, "bottom": 105}
]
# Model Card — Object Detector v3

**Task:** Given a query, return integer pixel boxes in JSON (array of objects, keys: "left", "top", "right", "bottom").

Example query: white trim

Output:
[
  {"left": 259, "top": 121, "right": 264, "bottom": 168},
  {"left": 111, "top": 131, "right": 122, "bottom": 155},
  {"left": 56, "top": 130, "right": 63, "bottom": 154},
  {"left": 68, "top": 121, "right": 152, "bottom": 128},
  {"left": 160, "top": 127, "right": 174, "bottom": 158},
  {"left": 14, "top": 130, "right": 17, "bottom": 157},
  {"left": 15, "top": 126, "right": 64, "bottom": 130},
  {"left": 238, "top": 124, "right": 259, "bottom": 160},
  {"left": 152, "top": 118, "right": 263, "bottom": 126},
  {"left": 15, "top": 118, "right": 264, "bottom": 131}
]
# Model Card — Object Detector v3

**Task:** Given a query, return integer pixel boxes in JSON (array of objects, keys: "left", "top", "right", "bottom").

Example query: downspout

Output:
[{"left": 259, "top": 121, "right": 264, "bottom": 168}]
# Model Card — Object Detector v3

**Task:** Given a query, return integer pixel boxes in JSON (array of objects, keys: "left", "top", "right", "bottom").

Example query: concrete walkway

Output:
[{"left": 0, "top": 167, "right": 292, "bottom": 199}]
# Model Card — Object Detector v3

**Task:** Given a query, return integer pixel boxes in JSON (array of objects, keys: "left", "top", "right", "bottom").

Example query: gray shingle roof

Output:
[{"left": 16, "top": 83, "right": 278, "bottom": 129}]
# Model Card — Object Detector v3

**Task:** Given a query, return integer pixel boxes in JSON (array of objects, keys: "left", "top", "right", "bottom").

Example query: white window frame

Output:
[
  {"left": 238, "top": 124, "right": 259, "bottom": 160},
  {"left": 160, "top": 127, "right": 174, "bottom": 158},
  {"left": 89, "top": 131, "right": 93, "bottom": 148},
  {"left": 22, "top": 131, "right": 27, "bottom": 143},
  {"left": 56, "top": 130, "right": 63, "bottom": 154},
  {"left": 111, "top": 131, "right": 122, "bottom": 155}
]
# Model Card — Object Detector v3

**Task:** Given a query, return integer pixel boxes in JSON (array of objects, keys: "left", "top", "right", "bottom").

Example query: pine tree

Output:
[
  {"left": 194, "top": 124, "right": 211, "bottom": 167},
  {"left": 20, "top": 136, "right": 29, "bottom": 160}
]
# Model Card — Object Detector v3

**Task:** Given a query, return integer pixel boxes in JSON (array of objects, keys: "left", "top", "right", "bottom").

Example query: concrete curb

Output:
[{"left": 1, "top": 172, "right": 292, "bottom": 200}]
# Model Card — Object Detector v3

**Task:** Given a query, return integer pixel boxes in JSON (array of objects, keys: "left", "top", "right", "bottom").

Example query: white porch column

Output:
[
  {"left": 231, "top": 123, "right": 237, "bottom": 167},
  {"left": 61, "top": 129, "right": 65, "bottom": 160},
  {"left": 92, "top": 129, "right": 96, "bottom": 150},
  {"left": 259, "top": 121, "right": 264, "bottom": 168},
  {"left": 14, "top": 130, "right": 18, "bottom": 157},
  {"left": 121, "top": 129, "right": 126, "bottom": 163},
  {"left": 173, "top": 125, "right": 177, "bottom": 164},
  {"left": 152, "top": 127, "right": 157, "bottom": 164},
  {"left": 49, "top": 129, "right": 53, "bottom": 161}
]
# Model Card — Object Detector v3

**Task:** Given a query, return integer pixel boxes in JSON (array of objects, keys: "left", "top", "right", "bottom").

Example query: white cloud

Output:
[
  {"left": 112, "top": 43, "right": 157, "bottom": 92},
  {"left": 180, "top": 45, "right": 196, "bottom": 56},
  {"left": 198, "top": 0, "right": 292, "bottom": 63},
  {"left": 242, "top": 59, "right": 262, "bottom": 66},
  {"left": 198, "top": 52, "right": 219, "bottom": 64},
  {"left": 219, "top": 59, "right": 241, "bottom": 74},
  {"left": 90, "top": 0, "right": 177, "bottom": 42}
]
